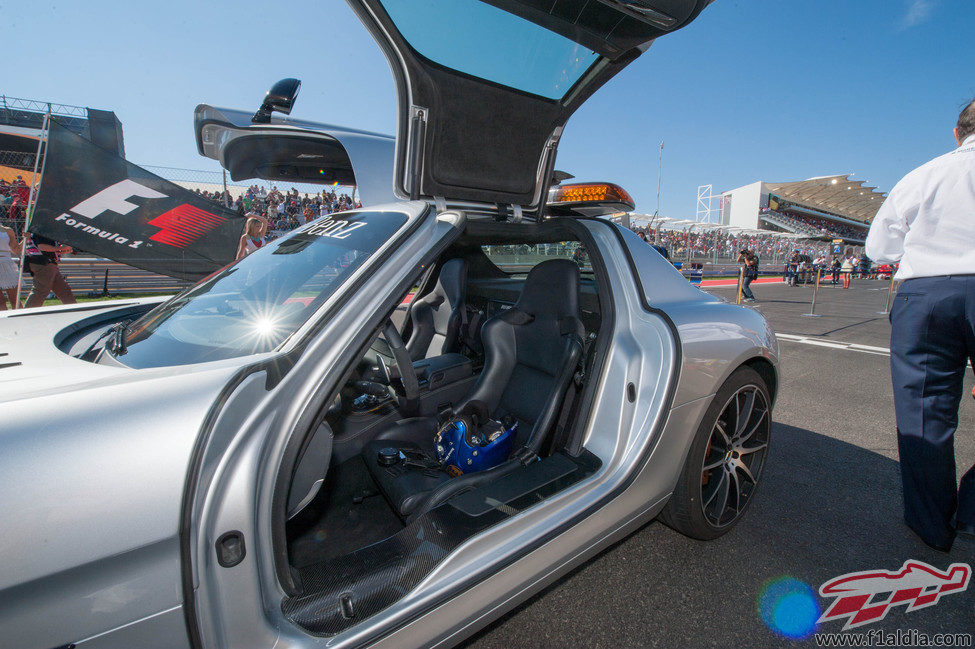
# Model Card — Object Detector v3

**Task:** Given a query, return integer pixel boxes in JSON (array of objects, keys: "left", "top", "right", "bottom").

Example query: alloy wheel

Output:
[{"left": 700, "top": 384, "right": 770, "bottom": 527}]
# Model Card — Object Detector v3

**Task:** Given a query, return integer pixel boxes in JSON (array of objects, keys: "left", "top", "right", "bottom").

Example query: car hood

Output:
[
  {"left": 0, "top": 305, "right": 253, "bottom": 621},
  {"left": 0, "top": 299, "right": 253, "bottom": 402}
]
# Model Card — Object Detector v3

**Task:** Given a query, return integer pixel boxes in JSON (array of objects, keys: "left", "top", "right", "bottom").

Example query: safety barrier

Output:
[{"left": 13, "top": 256, "right": 189, "bottom": 297}]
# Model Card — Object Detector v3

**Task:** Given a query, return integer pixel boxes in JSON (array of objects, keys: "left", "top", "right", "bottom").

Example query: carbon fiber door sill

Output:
[{"left": 282, "top": 451, "right": 599, "bottom": 635}]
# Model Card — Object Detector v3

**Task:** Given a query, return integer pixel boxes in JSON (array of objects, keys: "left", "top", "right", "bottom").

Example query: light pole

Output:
[{"left": 653, "top": 140, "right": 663, "bottom": 244}]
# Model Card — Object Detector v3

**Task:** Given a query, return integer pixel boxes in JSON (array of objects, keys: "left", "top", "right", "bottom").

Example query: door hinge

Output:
[
  {"left": 535, "top": 128, "right": 563, "bottom": 222},
  {"left": 512, "top": 204, "right": 523, "bottom": 223}
]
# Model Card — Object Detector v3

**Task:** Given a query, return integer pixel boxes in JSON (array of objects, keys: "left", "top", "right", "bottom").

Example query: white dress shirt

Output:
[{"left": 866, "top": 133, "right": 975, "bottom": 280}]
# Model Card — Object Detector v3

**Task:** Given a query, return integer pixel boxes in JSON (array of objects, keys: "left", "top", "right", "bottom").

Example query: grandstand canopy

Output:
[{"left": 765, "top": 174, "right": 885, "bottom": 223}]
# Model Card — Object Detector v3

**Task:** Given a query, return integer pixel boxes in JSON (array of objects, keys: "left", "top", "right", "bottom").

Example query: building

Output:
[{"left": 720, "top": 175, "right": 886, "bottom": 244}]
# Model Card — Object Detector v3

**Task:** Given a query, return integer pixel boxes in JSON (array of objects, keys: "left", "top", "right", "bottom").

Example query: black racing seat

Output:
[
  {"left": 364, "top": 259, "right": 585, "bottom": 518},
  {"left": 405, "top": 258, "right": 468, "bottom": 361}
]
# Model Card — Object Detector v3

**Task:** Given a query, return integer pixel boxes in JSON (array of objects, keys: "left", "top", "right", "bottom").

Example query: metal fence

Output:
[
  {"left": 1, "top": 254, "right": 188, "bottom": 298},
  {"left": 637, "top": 226, "right": 863, "bottom": 267},
  {"left": 0, "top": 148, "right": 36, "bottom": 172}
]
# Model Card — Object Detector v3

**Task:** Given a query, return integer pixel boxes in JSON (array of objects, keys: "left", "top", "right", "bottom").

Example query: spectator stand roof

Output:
[
  {"left": 616, "top": 214, "right": 816, "bottom": 242},
  {"left": 765, "top": 174, "right": 886, "bottom": 223}
]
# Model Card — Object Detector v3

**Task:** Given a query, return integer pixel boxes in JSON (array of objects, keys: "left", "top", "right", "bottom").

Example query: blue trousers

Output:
[
  {"left": 890, "top": 275, "right": 975, "bottom": 549},
  {"left": 741, "top": 275, "right": 756, "bottom": 299}
]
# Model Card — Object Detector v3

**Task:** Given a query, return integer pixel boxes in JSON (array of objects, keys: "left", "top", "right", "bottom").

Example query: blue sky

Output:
[{"left": 5, "top": 0, "right": 973, "bottom": 217}]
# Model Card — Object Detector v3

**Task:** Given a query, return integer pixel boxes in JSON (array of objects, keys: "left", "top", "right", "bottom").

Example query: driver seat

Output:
[
  {"left": 363, "top": 259, "right": 585, "bottom": 519},
  {"left": 405, "top": 258, "right": 468, "bottom": 360}
]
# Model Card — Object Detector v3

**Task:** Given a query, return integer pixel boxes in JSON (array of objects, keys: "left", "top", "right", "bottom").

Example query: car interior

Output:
[{"left": 280, "top": 219, "right": 609, "bottom": 634}]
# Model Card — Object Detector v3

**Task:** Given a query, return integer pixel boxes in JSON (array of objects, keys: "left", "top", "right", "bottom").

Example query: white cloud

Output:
[{"left": 901, "top": 0, "right": 935, "bottom": 29}]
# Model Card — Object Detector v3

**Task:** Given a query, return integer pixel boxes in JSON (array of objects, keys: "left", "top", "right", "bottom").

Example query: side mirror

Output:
[{"left": 252, "top": 78, "right": 302, "bottom": 124}]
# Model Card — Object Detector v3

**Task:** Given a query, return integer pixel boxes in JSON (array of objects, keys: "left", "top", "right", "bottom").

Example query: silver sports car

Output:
[{"left": 0, "top": 1, "right": 779, "bottom": 648}]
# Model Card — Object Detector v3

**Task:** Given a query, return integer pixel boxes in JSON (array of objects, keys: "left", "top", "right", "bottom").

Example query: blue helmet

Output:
[{"left": 435, "top": 401, "right": 516, "bottom": 474}]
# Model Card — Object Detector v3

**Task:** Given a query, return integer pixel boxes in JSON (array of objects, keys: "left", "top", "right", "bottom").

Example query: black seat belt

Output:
[
  {"left": 461, "top": 305, "right": 485, "bottom": 358},
  {"left": 551, "top": 331, "right": 597, "bottom": 453}
]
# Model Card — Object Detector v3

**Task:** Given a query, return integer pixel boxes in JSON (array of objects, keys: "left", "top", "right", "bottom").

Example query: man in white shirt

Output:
[{"left": 866, "top": 98, "right": 975, "bottom": 552}]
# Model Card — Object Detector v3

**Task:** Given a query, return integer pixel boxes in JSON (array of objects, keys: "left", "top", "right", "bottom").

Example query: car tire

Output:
[{"left": 659, "top": 366, "right": 771, "bottom": 540}]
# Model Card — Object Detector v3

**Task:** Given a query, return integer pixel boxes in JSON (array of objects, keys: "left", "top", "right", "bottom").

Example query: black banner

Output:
[{"left": 30, "top": 121, "right": 245, "bottom": 281}]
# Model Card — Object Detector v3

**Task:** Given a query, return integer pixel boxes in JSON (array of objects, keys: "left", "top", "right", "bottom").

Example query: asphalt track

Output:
[{"left": 464, "top": 279, "right": 975, "bottom": 648}]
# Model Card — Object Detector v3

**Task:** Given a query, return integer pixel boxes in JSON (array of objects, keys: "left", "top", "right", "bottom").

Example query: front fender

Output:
[{"left": 668, "top": 301, "right": 778, "bottom": 407}]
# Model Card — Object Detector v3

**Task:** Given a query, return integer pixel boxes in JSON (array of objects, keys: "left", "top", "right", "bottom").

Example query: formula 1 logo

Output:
[
  {"left": 61, "top": 179, "right": 228, "bottom": 249},
  {"left": 69, "top": 179, "right": 167, "bottom": 218},
  {"left": 817, "top": 560, "right": 970, "bottom": 630}
]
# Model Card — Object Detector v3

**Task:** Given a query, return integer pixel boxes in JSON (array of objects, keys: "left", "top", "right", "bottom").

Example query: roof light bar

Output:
[{"left": 549, "top": 182, "right": 635, "bottom": 209}]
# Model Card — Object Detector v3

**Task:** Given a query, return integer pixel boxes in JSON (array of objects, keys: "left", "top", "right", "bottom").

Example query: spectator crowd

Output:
[
  {"left": 761, "top": 208, "right": 869, "bottom": 241},
  {"left": 623, "top": 222, "right": 895, "bottom": 286},
  {"left": 626, "top": 222, "right": 838, "bottom": 262},
  {"left": 195, "top": 185, "right": 361, "bottom": 238},
  {"left": 0, "top": 176, "right": 31, "bottom": 228}
]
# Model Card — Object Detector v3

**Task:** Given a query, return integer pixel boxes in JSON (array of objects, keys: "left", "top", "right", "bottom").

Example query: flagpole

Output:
[
  {"left": 656, "top": 140, "right": 663, "bottom": 216},
  {"left": 15, "top": 107, "right": 52, "bottom": 308}
]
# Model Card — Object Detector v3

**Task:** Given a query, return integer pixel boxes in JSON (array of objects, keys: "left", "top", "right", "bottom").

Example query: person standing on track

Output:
[
  {"left": 866, "top": 98, "right": 975, "bottom": 552},
  {"left": 23, "top": 233, "right": 76, "bottom": 309},
  {"left": 830, "top": 255, "right": 841, "bottom": 285},
  {"left": 840, "top": 254, "right": 854, "bottom": 289},
  {"left": 0, "top": 223, "right": 24, "bottom": 310},
  {"left": 786, "top": 250, "right": 800, "bottom": 286},
  {"left": 737, "top": 248, "right": 758, "bottom": 302},
  {"left": 235, "top": 213, "right": 270, "bottom": 261}
]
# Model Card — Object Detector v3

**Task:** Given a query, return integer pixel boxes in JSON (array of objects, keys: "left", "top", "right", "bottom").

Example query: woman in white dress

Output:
[
  {"left": 235, "top": 214, "right": 270, "bottom": 261},
  {"left": 0, "top": 225, "right": 24, "bottom": 310}
]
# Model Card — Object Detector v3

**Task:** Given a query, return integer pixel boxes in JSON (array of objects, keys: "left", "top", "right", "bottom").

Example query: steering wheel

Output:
[{"left": 377, "top": 319, "right": 421, "bottom": 415}]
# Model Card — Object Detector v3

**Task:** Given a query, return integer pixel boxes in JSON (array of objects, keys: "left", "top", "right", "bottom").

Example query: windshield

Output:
[
  {"left": 378, "top": 0, "right": 599, "bottom": 100},
  {"left": 112, "top": 211, "right": 408, "bottom": 368}
]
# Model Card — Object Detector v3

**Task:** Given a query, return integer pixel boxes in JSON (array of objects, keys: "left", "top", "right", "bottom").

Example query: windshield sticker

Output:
[{"left": 307, "top": 218, "right": 368, "bottom": 240}]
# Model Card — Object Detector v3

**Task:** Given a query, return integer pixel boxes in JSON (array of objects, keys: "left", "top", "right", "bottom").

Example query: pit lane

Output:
[{"left": 464, "top": 279, "right": 975, "bottom": 648}]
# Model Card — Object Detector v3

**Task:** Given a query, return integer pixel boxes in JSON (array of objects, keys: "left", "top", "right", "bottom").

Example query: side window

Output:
[{"left": 480, "top": 241, "right": 591, "bottom": 274}]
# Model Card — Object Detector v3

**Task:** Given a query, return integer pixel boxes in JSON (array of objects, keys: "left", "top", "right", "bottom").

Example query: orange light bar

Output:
[{"left": 551, "top": 182, "right": 634, "bottom": 208}]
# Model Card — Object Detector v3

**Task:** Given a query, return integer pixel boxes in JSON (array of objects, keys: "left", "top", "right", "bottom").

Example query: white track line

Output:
[
  {"left": 776, "top": 333, "right": 890, "bottom": 356},
  {"left": 776, "top": 334, "right": 974, "bottom": 369}
]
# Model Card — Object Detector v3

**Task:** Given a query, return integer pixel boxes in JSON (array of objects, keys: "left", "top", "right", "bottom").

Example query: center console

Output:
[
  {"left": 412, "top": 353, "right": 473, "bottom": 392},
  {"left": 330, "top": 353, "right": 477, "bottom": 462}
]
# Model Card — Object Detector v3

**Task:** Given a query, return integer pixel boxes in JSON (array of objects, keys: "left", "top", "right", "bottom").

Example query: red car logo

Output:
[{"left": 818, "top": 560, "right": 970, "bottom": 630}]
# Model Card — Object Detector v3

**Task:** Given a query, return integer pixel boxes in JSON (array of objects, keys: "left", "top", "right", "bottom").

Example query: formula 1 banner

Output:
[{"left": 29, "top": 121, "right": 245, "bottom": 281}]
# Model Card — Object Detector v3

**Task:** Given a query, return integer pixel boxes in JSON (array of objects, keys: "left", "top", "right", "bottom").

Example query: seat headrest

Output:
[
  {"left": 514, "top": 259, "right": 580, "bottom": 321},
  {"left": 433, "top": 258, "right": 467, "bottom": 304}
]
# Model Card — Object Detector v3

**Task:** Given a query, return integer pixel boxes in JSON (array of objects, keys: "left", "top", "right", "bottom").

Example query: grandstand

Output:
[
  {"left": 720, "top": 175, "right": 886, "bottom": 244},
  {"left": 0, "top": 94, "right": 125, "bottom": 181}
]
